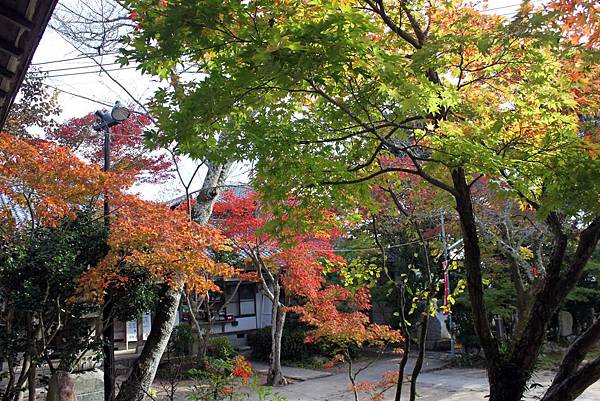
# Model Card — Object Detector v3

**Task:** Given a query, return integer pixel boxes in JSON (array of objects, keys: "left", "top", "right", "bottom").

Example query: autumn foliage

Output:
[
  {"left": 48, "top": 111, "right": 173, "bottom": 184},
  {"left": 0, "top": 133, "right": 233, "bottom": 306},
  {"left": 213, "top": 190, "right": 402, "bottom": 349},
  {"left": 0, "top": 133, "right": 120, "bottom": 228},
  {"left": 79, "top": 194, "right": 236, "bottom": 302}
]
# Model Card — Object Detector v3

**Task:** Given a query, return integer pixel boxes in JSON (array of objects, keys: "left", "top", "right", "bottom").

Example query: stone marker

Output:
[{"left": 558, "top": 310, "right": 574, "bottom": 337}]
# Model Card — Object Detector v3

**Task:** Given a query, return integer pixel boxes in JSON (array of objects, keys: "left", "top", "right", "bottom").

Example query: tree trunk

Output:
[
  {"left": 184, "top": 293, "right": 204, "bottom": 360},
  {"left": 115, "top": 160, "right": 231, "bottom": 401},
  {"left": 267, "top": 283, "right": 287, "bottom": 386},
  {"left": 451, "top": 171, "right": 600, "bottom": 401},
  {"left": 486, "top": 364, "right": 529, "bottom": 401},
  {"left": 114, "top": 286, "right": 181, "bottom": 401},
  {"left": 46, "top": 371, "right": 76, "bottom": 401},
  {"left": 199, "top": 299, "right": 213, "bottom": 362},
  {"left": 102, "top": 297, "right": 115, "bottom": 401},
  {"left": 28, "top": 365, "right": 36, "bottom": 401},
  {"left": 410, "top": 313, "right": 428, "bottom": 401},
  {"left": 136, "top": 317, "right": 144, "bottom": 353},
  {"left": 394, "top": 339, "right": 410, "bottom": 401},
  {"left": 393, "top": 285, "right": 410, "bottom": 401},
  {"left": 540, "top": 356, "right": 600, "bottom": 401},
  {"left": 540, "top": 318, "right": 600, "bottom": 401}
]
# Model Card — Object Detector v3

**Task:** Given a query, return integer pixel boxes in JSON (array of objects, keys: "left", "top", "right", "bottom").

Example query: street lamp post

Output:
[{"left": 93, "top": 101, "right": 130, "bottom": 401}]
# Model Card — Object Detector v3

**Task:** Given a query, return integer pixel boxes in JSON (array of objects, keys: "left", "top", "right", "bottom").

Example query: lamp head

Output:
[{"left": 111, "top": 101, "right": 130, "bottom": 122}]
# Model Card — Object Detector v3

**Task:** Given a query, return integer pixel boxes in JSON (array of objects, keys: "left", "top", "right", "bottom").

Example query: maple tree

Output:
[
  {"left": 48, "top": 110, "right": 173, "bottom": 184},
  {"left": 124, "top": 1, "right": 600, "bottom": 400},
  {"left": 0, "top": 134, "right": 114, "bottom": 401},
  {"left": 213, "top": 189, "right": 347, "bottom": 385},
  {"left": 0, "top": 133, "right": 118, "bottom": 230},
  {"left": 214, "top": 189, "right": 404, "bottom": 392},
  {"left": 0, "top": 133, "right": 236, "bottom": 401},
  {"left": 114, "top": 163, "right": 234, "bottom": 401},
  {"left": 80, "top": 193, "right": 235, "bottom": 302},
  {"left": 3, "top": 70, "right": 62, "bottom": 138}
]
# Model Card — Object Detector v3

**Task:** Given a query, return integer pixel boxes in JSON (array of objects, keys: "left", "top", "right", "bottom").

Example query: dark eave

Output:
[{"left": 0, "top": 0, "right": 59, "bottom": 130}]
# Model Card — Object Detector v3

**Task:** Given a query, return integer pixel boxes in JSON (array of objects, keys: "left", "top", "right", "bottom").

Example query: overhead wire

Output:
[
  {"left": 31, "top": 61, "right": 123, "bottom": 74},
  {"left": 40, "top": 66, "right": 139, "bottom": 78},
  {"left": 31, "top": 52, "right": 121, "bottom": 66},
  {"left": 40, "top": 82, "right": 149, "bottom": 117},
  {"left": 41, "top": 82, "right": 114, "bottom": 107},
  {"left": 479, "top": 3, "right": 522, "bottom": 13}
]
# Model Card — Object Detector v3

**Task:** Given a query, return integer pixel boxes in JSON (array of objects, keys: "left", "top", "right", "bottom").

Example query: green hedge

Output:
[
  {"left": 207, "top": 335, "right": 238, "bottom": 360},
  {"left": 248, "top": 323, "right": 322, "bottom": 362}
]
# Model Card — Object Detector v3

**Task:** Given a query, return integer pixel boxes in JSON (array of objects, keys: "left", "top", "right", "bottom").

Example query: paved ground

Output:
[{"left": 243, "top": 354, "right": 600, "bottom": 401}]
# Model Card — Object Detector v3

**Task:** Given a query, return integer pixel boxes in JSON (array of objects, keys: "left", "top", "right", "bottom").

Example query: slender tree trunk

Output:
[
  {"left": 394, "top": 337, "right": 410, "bottom": 401},
  {"left": 540, "top": 356, "right": 600, "bottom": 401},
  {"left": 199, "top": 307, "right": 212, "bottom": 361},
  {"left": 136, "top": 318, "right": 144, "bottom": 353},
  {"left": 394, "top": 282, "right": 410, "bottom": 401},
  {"left": 28, "top": 365, "right": 36, "bottom": 401},
  {"left": 184, "top": 293, "right": 204, "bottom": 359},
  {"left": 115, "top": 161, "right": 232, "bottom": 401},
  {"left": 8, "top": 350, "right": 32, "bottom": 401},
  {"left": 102, "top": 296, "right": 115, "bottom": 401},
  {"left": 28, "top": 312, "right": 38, "bottom": 401},
  {"left": 267, "top": 283, "right": 287, "bottom": 386},
  {"left": 114, "top": 287, "right": 182, "bottom": 401},
  {"left": 410, "top": 313, "right": 428, "bottom": 401},
  {"left": 46, "top": 371, "right": 76, "bottom": 401}
]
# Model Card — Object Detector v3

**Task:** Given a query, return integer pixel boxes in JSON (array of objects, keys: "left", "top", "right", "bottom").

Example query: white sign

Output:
[
  {"left": 143, "top": 313, "right": 151, "bottom": 340},
  {"left": 127, "top": 320, "right": 137, "bottom": 342}
]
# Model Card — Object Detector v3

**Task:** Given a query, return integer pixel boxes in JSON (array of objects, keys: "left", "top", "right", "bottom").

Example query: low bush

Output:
[
  {"left": 207, "top": 335, "right": 238, "bottom": 360},
  {"left": 248, "top": 321, "right": 322, "bottom": 362},
  {"left": 168, "top": 324, "right": 194, "bottom": 357}
]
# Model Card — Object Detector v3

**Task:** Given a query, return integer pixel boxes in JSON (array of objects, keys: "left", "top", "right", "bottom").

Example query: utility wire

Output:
[
  {"left": 480, "top": 3, "right": 522, "bottom": 12},
  {"left": 32, "top": 52, "right": 120, "bottom": 65},
  {"left": 42, "top": 66, "right": 139, "bottom": 78},
  {"left": 331, "top": 237, "right": 436, "bottom": 253},
  {"left": 41, "top": 83, "right": 149, "bottom": 116},
  {"left": 41, "top": 82, "right": 114, "bottom": 107},
  {"left": 31, "top": 61, "right": 123, "bottom": 74}
]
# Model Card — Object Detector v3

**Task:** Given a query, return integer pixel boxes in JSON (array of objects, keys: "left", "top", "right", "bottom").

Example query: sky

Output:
[{"left": 27, "top": 0, "right": 542, "bottom": 201}]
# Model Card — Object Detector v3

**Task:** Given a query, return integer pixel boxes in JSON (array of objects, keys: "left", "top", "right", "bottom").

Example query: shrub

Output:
[
  {"left": 207, "top": 335, "right": 238, "bottom": 360},
  {"left": 248, "top": 321, "right": 322, "bottom": 362},
  {"left": 168, "top": 324, "right": 194, "bottom": 357}
]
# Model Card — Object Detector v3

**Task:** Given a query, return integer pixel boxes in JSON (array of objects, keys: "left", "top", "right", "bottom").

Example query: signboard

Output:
[
  {"left": 143, "top": 313, "right": 151, "bottom": 340},
  {"left": 127, "top": 320, "right": 137, "bottom": 342}
]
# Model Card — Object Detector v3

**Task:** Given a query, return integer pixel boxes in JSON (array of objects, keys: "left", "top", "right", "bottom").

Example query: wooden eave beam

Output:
[
  {"left": 0, "top": 8, "right": 34, "bottom": 30},
  {"left": 0, "top": 65, "right": 15, "bottom": 79},
  {"left": 0, "top": 38, "right": 24, "bottom": 58}
]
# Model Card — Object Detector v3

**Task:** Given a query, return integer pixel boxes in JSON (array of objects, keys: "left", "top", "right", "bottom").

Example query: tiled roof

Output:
[
  {"left": 0, "top": 192, "right": 28, "bottom": 226},
  {"left": 168, "top": 183, "right": 252, "bottom": 208}
]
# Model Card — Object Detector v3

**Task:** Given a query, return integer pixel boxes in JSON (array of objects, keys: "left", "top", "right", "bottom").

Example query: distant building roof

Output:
[
  {"left": 0, "top": 0, "right": 59, "bottom": 130},
  {"left": 0, "top": 192, "right": 28, "bottom": 226},
  {"left": 168, "top": 183, "right": 252, "bottom": 209}
]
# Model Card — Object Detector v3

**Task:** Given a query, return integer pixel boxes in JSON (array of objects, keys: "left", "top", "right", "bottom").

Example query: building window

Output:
[{"left": 224, "top": 283, "right": 256, "bottom": 317}]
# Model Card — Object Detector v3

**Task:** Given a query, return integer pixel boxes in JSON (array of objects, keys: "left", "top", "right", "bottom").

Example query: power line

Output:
[
  {"left": 32, "top": 52, "right": 120, "bottom": 66},
  {"left": 31, "top": 61, "right": 123, "bottom": 74},
  {"left": 40, "top": 83, "right": 149, "bottom": 117},
  {"left": 43, "top": 66, "right": 139, "bottom": 78},
  {"left": 331, "top": 237, "right": 435, "bottom": 252},
  {"left": 480, "top": 3, "right": 522, "bottom": 13},
  {"left": 41, "top": 82, "right": 114, "bottom": 107}
]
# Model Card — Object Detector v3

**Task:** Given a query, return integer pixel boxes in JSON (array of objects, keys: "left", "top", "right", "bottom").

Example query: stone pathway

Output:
[{"left": 244, "top": 354, "right": 600, "bottom": 401}]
